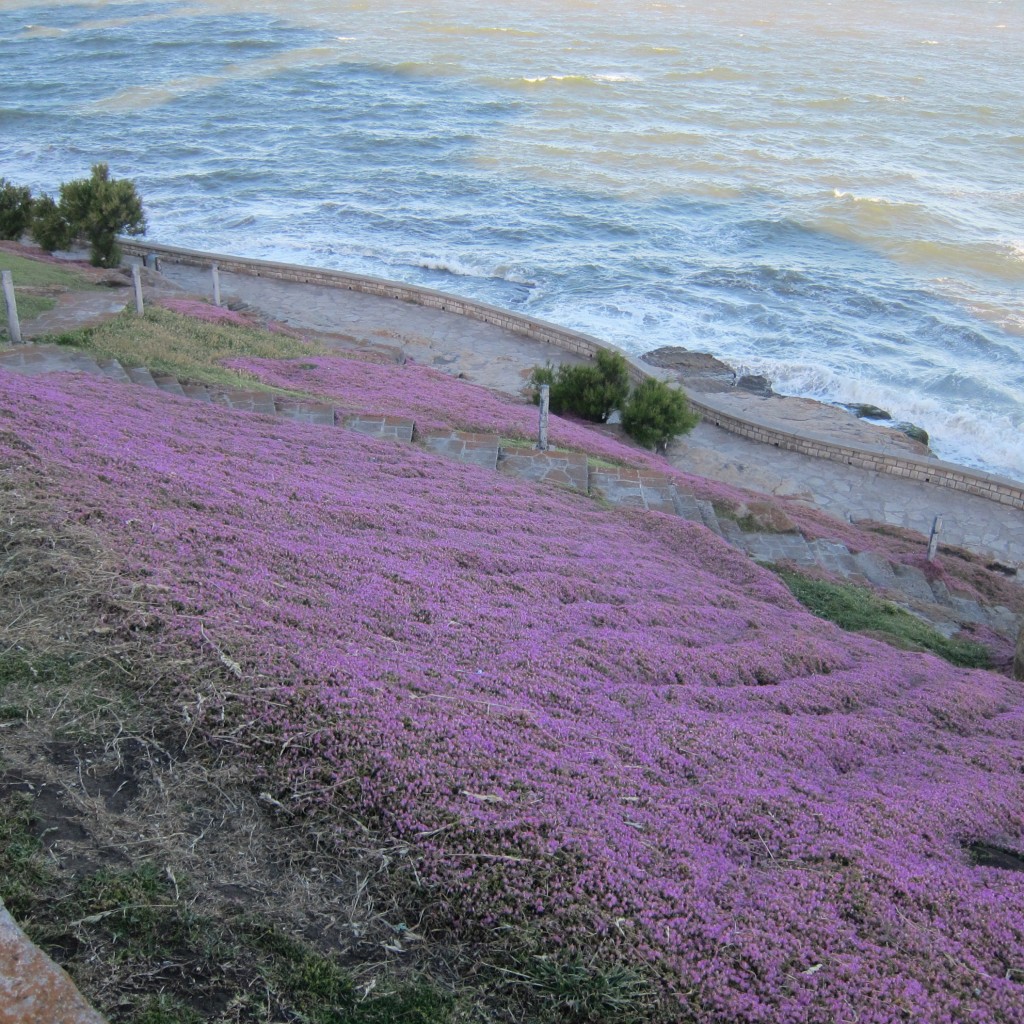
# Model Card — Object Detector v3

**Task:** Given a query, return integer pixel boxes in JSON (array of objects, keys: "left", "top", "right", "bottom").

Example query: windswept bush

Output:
[
  {"left": 30, "top": 164, "right": 145, "bottom": 267},
  {"left": 621, "top": 376, "right": 699, "bottom": 451},
  {"left": 29, "top": 194, "right": 74, "bottom": 253},
  {"left": 0, "top": 179, "right": 34, "bottom": 240},
  {"left": 530, "top": 349, "right": 630, "bottom": 422}
]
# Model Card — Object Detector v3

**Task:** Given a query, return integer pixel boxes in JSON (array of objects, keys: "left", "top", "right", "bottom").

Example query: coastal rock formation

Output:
[{"left": 644, "top": 346, "right": 933, "bottom": 459}]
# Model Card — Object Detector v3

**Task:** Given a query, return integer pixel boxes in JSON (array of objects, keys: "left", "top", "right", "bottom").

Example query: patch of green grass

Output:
[
  {"left": 0, "top": 251, "right": 103, "bottom": 291},
  {"left": 2, "top": 292, "right": 56, "bottom": 331},
  {"left": 0, "top": 651, "right": 131, "bottom": 736},
  {"left": 515, "top": 955, "right": 659, "bottom": 1024},
  {"left": 774, "top": 568, "right": 991, "bottom": 668},
  {"left": 133, "top": 994, "right": 205, "bottom": 1024},
  {"left": 46, "top": 307, "right": 325, "bottom": 391},
  {"left": 0, "top": 794, "right": 54, "bottom": 921},
  {"left": 246, "top": 920, "right": 454, "bottom": 1024}
]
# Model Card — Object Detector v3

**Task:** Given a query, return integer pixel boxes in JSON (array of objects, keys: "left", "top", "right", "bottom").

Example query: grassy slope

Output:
[
  {"left": 49, "top": 304, "right": 325, "bottom": 390},
  {"left": 2, "top": 360, "right": 1022, "bottom": 1024}
]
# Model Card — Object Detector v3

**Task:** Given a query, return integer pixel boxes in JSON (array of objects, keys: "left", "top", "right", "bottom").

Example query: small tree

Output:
[
  {"left": 0, "top": 178, "right": 34, "bottom": 240},
  {"left": 529, "top": 350, "right": 631, "bottom": 423},
  {"left": 621, "top": 378, "right": 699, "bottom": 452},
  {"left": 30, "top": 194, "right": 74, "bottom": 253},
  {"left": 58, "top": 163, "right": 146, "bottom": 267}
]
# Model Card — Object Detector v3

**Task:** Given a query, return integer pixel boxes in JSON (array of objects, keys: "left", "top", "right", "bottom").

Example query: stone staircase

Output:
[{"left": 2, "top": 344, "right": 1018, "bottom": 644}]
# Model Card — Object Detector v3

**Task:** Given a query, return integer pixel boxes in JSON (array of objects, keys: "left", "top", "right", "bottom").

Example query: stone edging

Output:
[{"left": 120, "top": 239, "right": 1024, "bottom": 512}]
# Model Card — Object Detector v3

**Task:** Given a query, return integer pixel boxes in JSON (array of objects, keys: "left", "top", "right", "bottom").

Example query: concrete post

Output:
[
  {"left": 2, "top": 270, "right": 22, "bottom": 344},
  {"left": 926, "top": 515, "right": 942, "bottom": 562},
  {"left": 131, "top": 264, "right": 144, "bottom": 315},
  {"left": 211, "top": 262, "right": 221, "bottom": 307},
  {"left": 538, "top": 384, "right": 550, "bottom": 451}
]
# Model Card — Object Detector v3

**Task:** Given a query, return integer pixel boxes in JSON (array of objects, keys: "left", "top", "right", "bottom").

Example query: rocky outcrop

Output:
[{"left": 0, "top": 900, "right": 107, "bottom": 1024}]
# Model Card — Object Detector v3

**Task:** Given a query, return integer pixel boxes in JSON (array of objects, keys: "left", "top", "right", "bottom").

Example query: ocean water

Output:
[{"left": 2, "top": 0, "right": 1022, "bottom": 480}]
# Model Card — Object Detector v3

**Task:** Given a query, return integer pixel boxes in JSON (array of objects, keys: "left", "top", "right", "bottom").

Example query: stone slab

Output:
[
  {"left": 498, "top": 446, "right": 589, "bottom": 491},
  {"left": 0, "top": 901, "right": 107, "bottom": 1024}
]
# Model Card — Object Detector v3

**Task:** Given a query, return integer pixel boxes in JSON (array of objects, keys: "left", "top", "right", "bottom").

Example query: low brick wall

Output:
[{"left": 120, "top": 239, "right": 1024, "bottom": 512}]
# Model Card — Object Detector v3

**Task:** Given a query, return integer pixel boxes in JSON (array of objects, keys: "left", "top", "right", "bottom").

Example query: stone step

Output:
[
  {"left": 695, "top": 499, "right": 724, "bottom": 537},
  {"left": 343, "top": 414, "right": 415, "bottom": 443},
  {"left": 181, "top": 383, "right": 213, "bottom": 402},
  {"left": 498, "top": 446, "right": 589, "bottom": 491},
  {"left": 671, "top": 488, "right": 704, "bottom": 523},
  {"left": 96, "top": 357, "right": 131, "bottom": 384},
  {"left": 274, "top": 398, "right": 337, "bottom": 426},
  {"left": 152, "top": 374, "right": 186, "bottom": 397},
  {"left": 717, "top": 518, "right": 746, "bottom": 545},
  {"left": 126, "top": 365, "right": 158, "bottom": 388},
  {"left": 419, "top": 429, "right": 499, "bottom": 470},
  {"left": 891, "top": 563, "right": 937, "bottom": 603},
  {"left": 852, "top": 550, "right": 899, "bottom": 589},
  {"left": 212, "top": 389, "right": 277, "bottom": 415},
  {"left": 807, "top": 539, "right": 860, "bottom": 578},
  {"left": 588, "top": 467, "right": 653, "bottom": 510},
  {"left": 740, "top": 532, "right": 816, "bottom": 566}
]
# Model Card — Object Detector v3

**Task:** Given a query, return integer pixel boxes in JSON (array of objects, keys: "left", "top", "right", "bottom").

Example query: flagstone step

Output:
[
  {"left": 671, "top": 488, "right": 704, "bottom": 523},
  {"left": 891, "top": 563, "right": 937, "bottom": 603},
  {"left": 498, "top": 446, "right": 589, "bottom": 490},
  {"left": 96, "top": 357, "right": 130, "bottom": 384},
  {"left": 153, "top": 374, "right": 186, "bottom": 397},
  {"left": 211, "top": 389, "right": 277, "bottom": 414},
  {"left": 343, "top": 414, "right": 415, "bottom": 443},
  {"left": 126, "top": 365, "right": 158, "bottom": 388},
  {"left": 695, "top": 499, "right": 724, "bottom": 537},
  {"left": 181, "top": 383, "right": 213, "bottom": 402},
  {"left": 273, "top": 398, "right": 337, "bottom": 425},
  {"left": 588, "top": 467, "right": 679, "bottom": 512},
  {"left": 419, "top": 429, "right": 499, "bottom": 470}
]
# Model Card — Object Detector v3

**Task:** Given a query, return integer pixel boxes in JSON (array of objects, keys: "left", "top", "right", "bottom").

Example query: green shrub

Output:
[
  {"left": 57, "top": 163, "right": 146, "bottom": 267},
  {"left": 30, "top": 194, "right": 74, "bottom": 253},
  {"left": 29, "top": 164, "right": 146, "bottom": 266},
  {"left": 530, "top": 350, "right": 631, "bottom": 422},
  {"left": 528, "top": 362, "right": 556, "bottom": 403},
  {"left": 0, "top": 179, "right": 34, "bottom": 240},
  {"left": 621, "top": 377, "right": 699, "bottom": 451}
]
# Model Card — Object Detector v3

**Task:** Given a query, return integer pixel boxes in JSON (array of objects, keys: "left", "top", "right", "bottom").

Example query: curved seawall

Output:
[{"left": 120, "top": 240, "right": 1024, "bottom": 514}]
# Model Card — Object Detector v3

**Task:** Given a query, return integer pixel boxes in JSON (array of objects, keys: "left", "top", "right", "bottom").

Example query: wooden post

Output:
[
  {"left": 926, "top": 515, "right": 942, "bottom": 562},
  {"left": 537, "top": 384, "right": 550, "bottom": 451},
  {"left": 2, "top": 270, "right": 22, "bottom": 344},
  {"left": 211, "top": 262, "right": 221, "bottom": 307},
  {"left": 131, "top": 264, "right": 144, "bottom": 315}
]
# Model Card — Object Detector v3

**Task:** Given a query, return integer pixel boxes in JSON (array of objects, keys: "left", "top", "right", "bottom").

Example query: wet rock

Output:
[
  {"left": 736, "top": 374, "right": 774, "bottom": 397},
  {"left": 845, "top": 403, "right": 893, "bottom": 421},
  {"left": 897, "top": 422, "right": 930, "bottom": 447},
  {"left": 642, "top": 347, "right": 735, "bottom": 391}
]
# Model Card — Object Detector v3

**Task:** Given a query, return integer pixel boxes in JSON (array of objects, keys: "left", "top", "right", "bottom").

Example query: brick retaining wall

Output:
[{"left": 120, "top": 239, "right": 1024, "bottom": 512}]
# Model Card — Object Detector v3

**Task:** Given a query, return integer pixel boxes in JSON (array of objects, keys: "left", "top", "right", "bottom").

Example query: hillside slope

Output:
[{"left": 2, "top": 366, "right": 1023, "bottom": 1023}]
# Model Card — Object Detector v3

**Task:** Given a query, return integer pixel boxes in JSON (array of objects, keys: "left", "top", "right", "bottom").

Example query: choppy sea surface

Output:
[{"left": 2, "top": 0, "right": 1022, "bottom": 479}]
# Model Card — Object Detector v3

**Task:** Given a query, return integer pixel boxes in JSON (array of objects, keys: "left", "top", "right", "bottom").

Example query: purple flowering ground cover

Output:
[
  {"left": 2, "top": 368, "right": 1023, "bottom": 1023},
  {"left": 229, "top": 354, "right": 911, "bottom": 555}
]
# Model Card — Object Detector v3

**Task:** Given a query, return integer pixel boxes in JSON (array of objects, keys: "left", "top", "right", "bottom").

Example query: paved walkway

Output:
[{"left": 155, "top": 261, "right": 1024, "bottom": 568}]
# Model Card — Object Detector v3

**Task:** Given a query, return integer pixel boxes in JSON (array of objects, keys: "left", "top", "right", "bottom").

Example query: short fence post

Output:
[
  {"left": 537, "top": 384, "right": 550, "bottom": 451},
  {"left": 2, "top": 270, "right": 22, "bottom": 344},
  {"left": 131, "top": 264, "right": 144, "bottom": 315},
  {"left": 926, "top": 515, "right": 942, "bottom": 562},
  {"left": 211, "top": 262, "right": 221, "bottom": 307}
]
